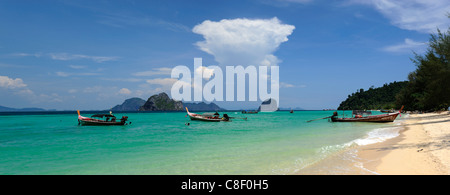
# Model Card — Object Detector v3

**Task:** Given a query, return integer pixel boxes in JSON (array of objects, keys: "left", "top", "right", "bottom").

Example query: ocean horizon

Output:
[{"left": 0, "top": 110, "right": 404, "bottom": 175}]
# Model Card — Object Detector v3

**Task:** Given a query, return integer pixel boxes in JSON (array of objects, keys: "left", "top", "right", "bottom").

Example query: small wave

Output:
[
  {"left": 280, "top": 125, "right": 405, "bottom": 174},
  {"left": 353, "top": 127, "right": 402, "bottom": 146}
]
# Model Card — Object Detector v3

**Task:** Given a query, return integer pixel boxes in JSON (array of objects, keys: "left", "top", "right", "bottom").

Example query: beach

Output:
[{"left": 358, "top": 112, "right": 450, "bottom": 175}]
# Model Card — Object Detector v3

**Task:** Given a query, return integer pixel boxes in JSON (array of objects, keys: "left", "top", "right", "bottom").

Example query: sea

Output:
[{"left": 0, "top": 110, "right": 405, "bottom": 175}]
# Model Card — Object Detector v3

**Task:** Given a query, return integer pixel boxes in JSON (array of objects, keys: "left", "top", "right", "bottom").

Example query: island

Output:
[{"left": 139, "top": 92, "right": 184, "bottom": 111}]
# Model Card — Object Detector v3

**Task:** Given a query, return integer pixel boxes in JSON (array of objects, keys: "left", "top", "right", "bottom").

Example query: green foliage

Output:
[
  {"left": 338, "top": 81, "right": 408, "bottom": 110},
  {"left": 339, "top": 27, "right": 450, "bottom": 111},
  {"left": 396, "top": 28, "right": 450, "bottom": 111}
]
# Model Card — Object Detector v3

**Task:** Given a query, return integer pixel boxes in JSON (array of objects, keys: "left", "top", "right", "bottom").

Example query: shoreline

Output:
[
  {"left": 295, "top": 112, "right": 449, "bottom": 175},
  {"left": 358, "top": 112, "right": 450, "bottom": 175}
]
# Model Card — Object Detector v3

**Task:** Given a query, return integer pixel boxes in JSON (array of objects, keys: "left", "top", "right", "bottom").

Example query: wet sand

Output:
[{"left": 358, "top": 112, "right": 450, "bottom": 175}]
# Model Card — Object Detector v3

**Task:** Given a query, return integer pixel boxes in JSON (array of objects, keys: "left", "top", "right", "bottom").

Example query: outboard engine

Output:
[
  {"left": 223, "top": 114, "right": 230, "bottom": 121},
  {"left": 332, "top": 112, "right": 338, "bottom": 117}
]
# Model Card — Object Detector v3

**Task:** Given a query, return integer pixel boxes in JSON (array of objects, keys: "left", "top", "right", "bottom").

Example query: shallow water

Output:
[{"left": 0, "top": 111, "right": 404, "bottom": 174}]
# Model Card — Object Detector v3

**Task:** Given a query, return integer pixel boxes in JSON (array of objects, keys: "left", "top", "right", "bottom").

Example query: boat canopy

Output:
[
  {"left": 200, "top": 112, "right": 220, "bottom": 116},
  {"left": 91, "top": 114, "right": 116, "bottom": 118},
  {"left": 352, "top": 110, "right": 372, "bottom": 115}
]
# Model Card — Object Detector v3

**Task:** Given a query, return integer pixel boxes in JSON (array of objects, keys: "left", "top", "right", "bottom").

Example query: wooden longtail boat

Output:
[
  {"left": 77, "top": 110, "right": 129, "bottom": 126},
  {"left": 331, "top": 106, "right": 404, "bottom": 123},
  {"left": 242, "top": 110, "right": 258, "bottom": 114},
  {"left": 186, "top": 107, "right": 229, "bottom": 122}
]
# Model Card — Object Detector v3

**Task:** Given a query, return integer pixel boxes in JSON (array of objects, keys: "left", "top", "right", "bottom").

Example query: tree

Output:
[
  {"left": 396, "top": 28, "right": 450, "bottom": 111},
  {"left": 338, "top": 81, "right": 408, "bottom": 110}
]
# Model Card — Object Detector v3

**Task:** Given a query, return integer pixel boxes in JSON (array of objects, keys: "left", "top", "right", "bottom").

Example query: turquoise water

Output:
[{"left": 0, "top": 111, "right": 404, "bottom": 175}]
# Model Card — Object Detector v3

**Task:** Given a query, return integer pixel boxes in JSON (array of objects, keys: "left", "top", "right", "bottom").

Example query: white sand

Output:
[{"left": 358, "top": 112, "right": 450, "bottom": 175}]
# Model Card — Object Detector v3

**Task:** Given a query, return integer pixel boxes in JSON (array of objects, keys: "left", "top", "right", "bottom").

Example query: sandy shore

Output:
[{"left": 358, "top": 112, "right": 450, "bottom": 175}]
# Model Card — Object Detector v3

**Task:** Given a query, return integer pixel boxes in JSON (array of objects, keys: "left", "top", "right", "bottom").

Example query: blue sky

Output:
[{"left": 1, "top": 0, "right": 449, "bottom": 110}]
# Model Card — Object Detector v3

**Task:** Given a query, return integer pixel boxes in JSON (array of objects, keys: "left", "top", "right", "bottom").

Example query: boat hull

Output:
[
  {"left": 242, "top": 111, "right": 258, "bottom": 114},
  {"left": 186, "top": 107, "right": 228, "bottom": 122},
  {"left": 188, "top": 115, "right": 223, "bottom": 122},
  {"left": 78, "top": 116, "right": 127, "bottom": 126},
  {"left": 331, "top": 113, "right": 399, "bottom": 123}
]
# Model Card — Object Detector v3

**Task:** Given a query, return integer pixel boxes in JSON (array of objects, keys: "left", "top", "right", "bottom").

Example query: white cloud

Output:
[
  {"left": 135, "top": 88, "right": 164, "bottom": 98},
  {"left": 36, "top": 93, "right": 63, "bottom": 103},
  {"left": 0, "top": 62, "right": 27, "bottom": 68},
  {"left": 280, "top": 82, "right": 295, "bottom": 88},
  {"left": 56, "top": 72, "right": 70, "bottom": 77},
  {"left": 195, "top": 66, "right": 215, "bottom": 80},
  {"left": 383, "top": 38, "right": 427, "bottom": 53},
  {"left": 101, "top": 77, "right": 143, "bottom": 82},
  {"left": 350, "top": 0, "right": 450, "bottom": 33},
  {"left": 118, "top": 88, "right": 132, "bottom": 95},
  {"left": 279, "top": 82, "right": 306, "bottom": 88},
  {"left": 69, "top": 65, "right": 86, "bottom": 69},
  {"left": 0, "top": 76, "right": 66, "bottom": 104},
  {"left": 9, "top": 52, "right": 43, "bottom": 58},
  {"left": 8, "top": 52, "right": 119, "bottom": 63},
  {"left": 260, "top": 0, "right": 312, "bottom": 7},
  {"left": 146, "top": 78, "right": 178, "bottom": 86},
  {"left": 133, "top": 67, "right": 173, "bottom": 76},
  {"left": 68, "top": 89, "right": 78, "bottom": 93},
  {"left": 16, "top": 88, "right": 34, "bottom": 95},
  {"left": 145, "top": 78, "right": 180, "bottom": 94},
  {"left": 0, "top": 76, "right": 27, "bottom": 89},
  {"left": 55, "top": 71, "right": 100, "bottom": 77},
  {"left": 49, "top": 53, "right": 119, "bottom": 63},
  {"left": 193, "top": 17, "right": 295, "bottom": 66},
  {"left": 97, "top": 12, "right": 191, "bottom": 32},
  {"left": 129, "top": 78, "right": 180, "bottom": 97},
  {"left": 278, "top": 0, "right": 312, "bottom": 3}
]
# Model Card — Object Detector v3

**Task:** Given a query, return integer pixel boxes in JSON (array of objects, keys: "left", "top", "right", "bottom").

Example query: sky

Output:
[{"left": 1, "top": 0, "right": 449, "bottom": 110}]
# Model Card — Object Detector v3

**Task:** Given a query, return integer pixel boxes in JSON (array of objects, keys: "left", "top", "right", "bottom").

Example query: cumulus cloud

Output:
[
  {"left": 0, "top": 75, "right": 65, "bottom": 104},
  {"left": 193, "top": 17, "right": 295, "bottom": 66},
  {"left": 118, "top": 88, "right": 132, "bottom": 95},
  {"left": 350, "top": 0, "right": 450, "bottom": 33},
  {"left": 0, "top": 76, "right": 27, "bottom": 89}
]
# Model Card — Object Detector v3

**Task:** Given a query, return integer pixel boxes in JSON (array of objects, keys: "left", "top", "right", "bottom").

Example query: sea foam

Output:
[{"left": 353, "top": 126, "right": 402, "bottom": 146}]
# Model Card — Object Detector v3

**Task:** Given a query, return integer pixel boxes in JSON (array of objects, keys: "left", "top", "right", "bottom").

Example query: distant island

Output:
[
  {"left": 110, "top": 97, "right": 147, "bottom": 111},
  {"left": 0, "top": 105, "right": 46, "bottom": 112},
  {"left": 139, "top": 92, "right": 183, "bottom": 111},
  {"left": 337, "top": 81, "right": 408, "bottom": 110},
  {"left": 111, "top": 92, "right": 225, "bottom": 112},
  {"left": 183, "top": 102, "right": 225, "bottom": 111}
]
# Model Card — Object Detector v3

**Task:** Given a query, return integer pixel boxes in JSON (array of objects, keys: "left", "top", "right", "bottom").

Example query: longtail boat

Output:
[
  {"left": 186, "top": 107, "right": 229, "bottom": 122},
  {"left": 77, "top": 110, "right": 129, "bottom": 126},
  {"left": 242, "top": 110, "right": 258, "bottom": 114},
  {"left": 331, "top": 106, "right": 404, "bottom": 123}
]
